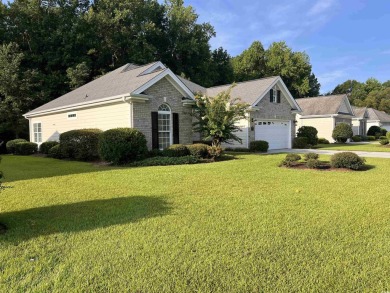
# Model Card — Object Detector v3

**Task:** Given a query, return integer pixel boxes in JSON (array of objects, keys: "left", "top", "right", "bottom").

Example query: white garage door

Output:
[{"left": 255, "top": 120, "right": 290, "bottom": 150}]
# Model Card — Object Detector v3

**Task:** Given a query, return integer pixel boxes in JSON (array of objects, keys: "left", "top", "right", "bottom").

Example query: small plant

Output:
[
  {"left": 367, "top": 136, "right": 376, "bottom": 141},
  {"left": 186, "top": 144, "right": 210, "bottom": 158},
  {"left": 207, "top": 145, "right": 223, "bottom": 160},
  {"left": 304, "top": 152, "right": 319, "bottom": 161},
  {"left": 306, "top": 159, "right": 321, "bottom": 169},
  {"left": 48, "top": 144, "right": 63, "bottom": 159},
  {"left": 293, "top": 137, "right": 309, "bottom": 149},
  {"left": 279, "top": 153, "right": 301, "bottom": 167},
  {"left": 380, "top": 128, "right": 387, "bottom": 136},
  {"left": 162, "top": 144, "right": 190, "bottom": 157},
  {"left": 330, "top": 152, "right": 365, "bottom": 170},
  {"left": 39, "top": 141, "right": 59, "bottom": 154},
  {"left": 332, "top": 123, "right": 353, "bottom": 143},
  {"left": 130, "top": 156, "right": 199, "bottom": 167},
  {"left": 379, "top": 138, "right": 389, "bottom": 145},
  {"left": 14, "top": 142, "right": 38, "bottom": 155},
  {"left": 296, "top": 126, "right": 318, "bottom": 146},
  {"left": 351, "top": 135, "right": 362, "bottom": 142},
  {"left": 249, "top": 140, "right": 269, "bottom": 152},
  {"left": 6, "top": 139, "right": 27, "bottom": 154},
  {"left": 318, "top": 138, "right": 330, "bottom": 144}
]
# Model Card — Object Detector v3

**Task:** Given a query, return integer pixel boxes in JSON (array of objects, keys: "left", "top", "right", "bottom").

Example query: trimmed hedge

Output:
[
  {"left": 6, "top": 139, "right": 27, "bottom": 154},
  {"left": 279, "top": 153, "right": 301, "bottom": 167},
  {"left": 367, "top": 136, "right": 376, "bottom": 141},
  {"left": 318, "top": 138, "right": 330, "bottom": 144},
  {"left": 296, "top": 126, "right": 318, "bottom": 146},
  {"left": 130, "top": 156, "right": 198, "bottom": 167},
  {"left": 379, "top": 138, "right": 389, "bottom": 145},
  {"left": 99, "top": 128, "right": 147, "bottom": 165},
  {"left": 60, "top": 129, "right": 102, "bottom": 161},
  {"left": 186, "top": 144, "right": 210, "bottom": 158},
  {"left": 162, "top": 144, "right": 190, "bottom": 157},
  {"left": 293, "top": 137, "right": 309, "bottom": 149},
  {"left": 387, "top": 132, "right": 390, "bottom": 140},
  {"left": 224, "top": 147, "right": 251, "bottom": 152},
  {"left": 304, "top": 152, "right": 319, "bottom": 161},
  {"left": 332, "top": 123, "right": 353, "bottom": 143},
  {"left": 39, "top": 141, "right": 59, "bottom": 154},
  {"left": 351, "top": 135, "right": 362, "bottom": 142},
  {"left": 249, "top": 140, "right": 269, "bottom": 152},
  {"left": 306, "top": 159, "right": 321, "bottom": 169},
  {"left": 330, "top": 152, "right": 365, "bottom": 170},
  {"left": 14, "top": 142, "right": 38, "bottom": 155},
  {"left": 367, "top": 126, "right": 381, "bottom": 137},
  {"left": 48, "top": 144, "right": 63, "bottom": 159}
]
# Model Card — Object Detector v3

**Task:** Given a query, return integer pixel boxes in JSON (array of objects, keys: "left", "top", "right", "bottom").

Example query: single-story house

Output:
[
  {"left": 351, "top": 106, "right": 368, "bottom": 136},
  {"left": 24, "top": 61, "right": 301, "bottom": 150},
  {"left": 366, "top": 108, "right": 390, "bottom": 131},
  {"left": 296, "top": 95, "right": 355, "bottom": 142}
]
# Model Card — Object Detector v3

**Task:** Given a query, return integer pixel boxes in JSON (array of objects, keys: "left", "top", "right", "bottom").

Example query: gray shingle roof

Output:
[
  {"left": 367, "top": 108, "right": 390, "bottom": 122},
  {"left": 205, "top": 76, "right": 279, "bottom": 105},
  {"left": 296, "top": 95, "right": 349, "bottom": 116},
  {"left": 351, "top": 106, "right": 367, "bottom": 119},
  {"left": 177, "top": 76, "right": 207, "bottom": 94},
  {"left": 26, "top": 62, "right": 163, "bottom": 115}
]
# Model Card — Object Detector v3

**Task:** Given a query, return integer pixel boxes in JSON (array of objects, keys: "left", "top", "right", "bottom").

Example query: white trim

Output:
[
  {"left": 32, "top": 122, "right": 43, "bottom": 144},
  {"left": 288, "top": 120, "right": 292, "bottom": 149},
  {"left": 157, "top": 103, "right": 173, "bottom": 150},
  {"left": 138, "top": 61, "right": 166, "bottom": 76},
  {"left": 337, "top": 96, "right": 354, "bottom": 116}
]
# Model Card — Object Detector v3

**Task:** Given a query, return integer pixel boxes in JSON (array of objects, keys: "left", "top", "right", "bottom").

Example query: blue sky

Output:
[{"left": 186, "top": 0, "right": 390, "bottom": 93}]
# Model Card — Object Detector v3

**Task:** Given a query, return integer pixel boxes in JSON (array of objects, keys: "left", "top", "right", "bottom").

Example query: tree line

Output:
[{"left": 1, "top": 0, "right": 320, "bottom": 141}]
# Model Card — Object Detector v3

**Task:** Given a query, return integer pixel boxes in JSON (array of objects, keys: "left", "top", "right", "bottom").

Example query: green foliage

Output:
[
  {"left": 330, "top": 152, "right": 366, "bottom": 170},
  {"left": 130, "top": 155, "right": 199, "bottom": 167},
  {"left": 193, "top": 88, "right": 249, "bottom": 147},
  {"left": 351, "top": 135, "right": 362, "bottom": 142},
  {"left": 379, "top": 136, "right": 387, "bottom": 140},
  {"left": 296, "top": 126, "right": 318, "bottom": 145},
  {"left": 367, "top": 126, "right": 381, "bottom": 137},
  {"left": 279, "top": 153, "right": 302, "bottom": 167},
  {"left": 48, "top": 144, "right": 63, "bottom": 159},
  {"left": 6, "top": 138, "right": 27, "bottom": 154},
  {"left": 224, "top": 147, "right": 250, "bottom": 152},
  {"left": 231, "top": 41, "right": 266, "bottom": 81},
  {"left": 379, "top": 138, "right": 389, "bottom": 145},
  {"left": 14, "top": 142, "right": 38, "bottom": 155},
  {"left": 380, "top": 128, "right": 388, "bottom": 136},
  {"left": 293, "top": 137, "right": 309, "bottom": 149},
  {"left": 304, "top": 153, "right": 319, "bottom": 161},
  {"left": 186, "top": 144, "right": 210, "bottom": 158},
  {"left": 39, "top": 141, "right": 59, "bottom": 154},
  {"left": 332, "top": 123, "right": 353, "bottom": 143},
  {"left": 60, "top": 129, "right": 102, "bottom": 161},
  {"left": 306, "top": 159, "right": 321, "bottom": 169},
  {"left": 98, "top": 128, "right": 147, "bottom": 165},
  {"left": 387, "top": 132, "right": 390, "bottom": 140},
  {"left": 66, "top": 62, "right": 91, "bottom": 90},
  {"left": 207, "top": 146, "right": 223, "bottom": 160},
  {"left": 367, "top": 136, "right": 376, "bottom": 141},
  {"left": 249, "top": 140, "right": 269, "bottom": 152},
  {"left": 162, "top": 144, "right": 190, "bottom": 157},
  {"left": 318, "top": 138, "right": 330, "bottom": 144}
]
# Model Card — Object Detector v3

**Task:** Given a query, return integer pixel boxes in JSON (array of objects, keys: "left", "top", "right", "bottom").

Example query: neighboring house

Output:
[
  {"left": 24, "top": 61, "right": 301, "bottom": 150},
  {"left": 296, "top": 95, "right": 355, "bottom": 142},
  {"left": 351, "top": 106, "right": 368, "bottom": 136},
  {"left": 366, "top": 108, "right": 390, "bottom": 131}
]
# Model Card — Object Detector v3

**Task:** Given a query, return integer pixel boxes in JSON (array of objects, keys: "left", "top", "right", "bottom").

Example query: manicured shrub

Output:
[
  {"left": 162, "top": 144, "right": 190, "bottom": 157},
  {"left": 379, "top": 138, "right": 389, "bottom": 145},
  {"left": 60, "top": 129, "right": 102, "bottom": 161},
  {"left": 279, "top": 153, "right": 301, "bottom": 167},
  {"left": 207, "top": 146, "right": 223, "bottom": 160},
  {"left": 99, "top": 128, "right": 147, "bottom": 165},
  {"left": 249, "top": 140, "right": 269, "bottom": 152},
  {"left": 130, "top": 156, "right": 199, "bottom": 167},
  {"left": 318, "top": 138, "right": 330, "bottom": 144},
  {"left": 379, "top": 136, "right": 387, "bottom": 140},
  {"left": 360, "top": 135, "right": 369, "bottom": 141},
  {"left": 6, "top": 139, "right": 27, "bottom": 154},
  {"left": 332, "top": 123, "right": 353, "bottom": 143},
  {"left": 14, "top": 142, "right": 38, "bottom": 155},
  {"left": 387, "top": 132, "right": 390, "bottom": 140},
  {"left": 48, "top": 144, "right": 63, "bottom": 159},
  {"left": 147, "top": 149, "right": 163, "bottom": 158},
  {"left": 351, "top": 135, "right": 362, "bottom": 142},
  {"left": 39, "top": 141, "right": 59, "bottom": 154},
  {"left": 367, "top": 136, "right": 376, "bottom": 141},
  {"left": 224, "top": 147, "right": 250, "bottom": 152},
  {"left": 367, "top": 126, "right": 381, "bottom": 137},
  {"left": 306, "top": 159, "right": 321, "bottom": 169},
  {"left": 330, "top": 152, "right": 365, "bottom": 170},
  {"left": 304, "top": 152, "right": 319, "bottom": 161},
  {"left": 293, "top": 137, "right": 309, "bottom": 149},
  {"left": 296, "top": 126, "right": 318, "bottom": 146},
  {"left": 187, "top": 144, "right": 210, "bottom": 158},
  {"left": 380, "top": 128, "right": 387, "bottom": 136}
]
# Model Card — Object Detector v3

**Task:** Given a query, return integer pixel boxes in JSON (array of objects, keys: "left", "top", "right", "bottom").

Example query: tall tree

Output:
[
  {"left": 207, "top": 47, "right": 234, "bottom": 86},
  {"left": 307, "top": 72, "right": 321, "bottom": 97}
]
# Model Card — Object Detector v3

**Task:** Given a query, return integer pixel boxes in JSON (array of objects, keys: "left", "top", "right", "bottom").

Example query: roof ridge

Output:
[
  {"left": 206, "top": 76, "right": 279, "bottom": 89},
  {"left": 121, "top": 61, "right": 159, "bottom": 73}
]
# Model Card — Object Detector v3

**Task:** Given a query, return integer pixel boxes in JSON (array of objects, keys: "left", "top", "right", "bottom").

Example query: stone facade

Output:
[{"left": 133, "top": 77, "right": 193, "bottom": 149}]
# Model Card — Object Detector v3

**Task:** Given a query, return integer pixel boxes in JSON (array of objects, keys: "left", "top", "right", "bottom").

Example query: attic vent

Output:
[{"left": 121, "top": 63, "right": 141, "bottom": 73}]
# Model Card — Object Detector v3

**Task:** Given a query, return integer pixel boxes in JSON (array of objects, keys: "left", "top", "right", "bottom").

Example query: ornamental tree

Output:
[{"left": 193, "top": 87, "right": 249, "bottom": 147}]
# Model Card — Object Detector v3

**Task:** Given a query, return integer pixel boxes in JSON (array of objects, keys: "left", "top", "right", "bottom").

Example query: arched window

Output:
[{"left": 158, "top": 103, "right": 172, "bottom": 150}]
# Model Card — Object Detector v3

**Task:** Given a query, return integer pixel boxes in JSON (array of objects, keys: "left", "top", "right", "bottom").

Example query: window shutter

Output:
[
  {"left": 173, "top": 113, "right": 179, "bottom": 144},
  {"left": 270, "top": 89, "right": 274, "bottom": 102},
  {"left": 277, "top": 90, "right": 281, "bottom": 103},
  {"left": 151, "top": 112, "right": 159, "bottom": 149}
]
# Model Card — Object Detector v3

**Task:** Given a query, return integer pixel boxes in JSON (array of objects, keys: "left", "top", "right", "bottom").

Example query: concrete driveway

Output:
[{"left": 267, "top": 148, "right": 390, "bottom": 159}]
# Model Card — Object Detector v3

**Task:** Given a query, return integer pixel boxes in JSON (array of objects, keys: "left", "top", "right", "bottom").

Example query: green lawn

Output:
[
  {"left": 314, "top": 142, "right": 390, "bottom": 152},
  {"left": 1, "top": 154, "right": 390, "bottom": 292}
]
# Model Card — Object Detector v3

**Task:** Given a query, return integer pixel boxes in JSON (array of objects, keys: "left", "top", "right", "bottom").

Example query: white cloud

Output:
[{"left": 308, "top": 0, "right": 336, "bottom": 16}]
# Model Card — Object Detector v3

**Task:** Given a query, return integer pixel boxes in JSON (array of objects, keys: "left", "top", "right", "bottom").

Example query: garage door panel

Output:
[{"left": 255, "top": 120, "right": 290, "bottom": 149}]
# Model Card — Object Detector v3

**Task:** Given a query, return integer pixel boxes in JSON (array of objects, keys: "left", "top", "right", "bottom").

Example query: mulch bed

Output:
[{"left": 284, "top": 162, "right": 352, "bottom": 172}]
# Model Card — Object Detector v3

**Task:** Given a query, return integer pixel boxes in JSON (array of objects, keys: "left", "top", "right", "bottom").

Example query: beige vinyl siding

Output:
[
  {"left": 221, "top": 118, "right": 249, "bottom": 148},
  {"left": 29, "top": 102, "right": 131, "bottom": 143},
  {"left": 297, "top": 116, "right": 335, "bottom": 142}
]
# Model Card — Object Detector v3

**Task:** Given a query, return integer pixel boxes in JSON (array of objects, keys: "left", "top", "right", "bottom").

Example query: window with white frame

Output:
[
  {"left": 67, "top": 112, "right": 77, "bottom": 119},
  {"left": 158, "top": 104, "right": 172, "bottom": 150},
  {"left": 33, "top": 123, "right": 42, "bottom": 143}
]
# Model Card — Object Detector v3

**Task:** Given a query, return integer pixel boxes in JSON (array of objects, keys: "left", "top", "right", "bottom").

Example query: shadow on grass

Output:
[{"left": 0, "top": 196, "right": 170, "bottom": 242}]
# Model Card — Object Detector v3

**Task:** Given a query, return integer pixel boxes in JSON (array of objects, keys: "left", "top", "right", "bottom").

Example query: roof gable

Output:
[
  {"left": 367, "top": 108, "right": 390, "bottom": 122},
  {"left": 296, "top": 95, "right": 353, "bottom": 116}
]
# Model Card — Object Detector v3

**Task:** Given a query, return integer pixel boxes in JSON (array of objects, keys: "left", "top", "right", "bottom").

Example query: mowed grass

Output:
[
  {"left": 1, "top": 154, "right": 390, "bottom": 292},
  {"left": 315, "top": 142, "right": 390, "bottom": 152}
]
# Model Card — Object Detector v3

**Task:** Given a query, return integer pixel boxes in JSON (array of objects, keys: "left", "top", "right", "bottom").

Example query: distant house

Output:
[
  {"left": 351, "top": 106, "right": 368, "bottom": 136},
  {"left": 366, "top": 108, "right": 390, "bottom": 131},
  {"left": 296, "top": 95, "right": 354, "bottom": 142},
  {"left": 24, "top": 61, "right": 301, "bottom": 150}
]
